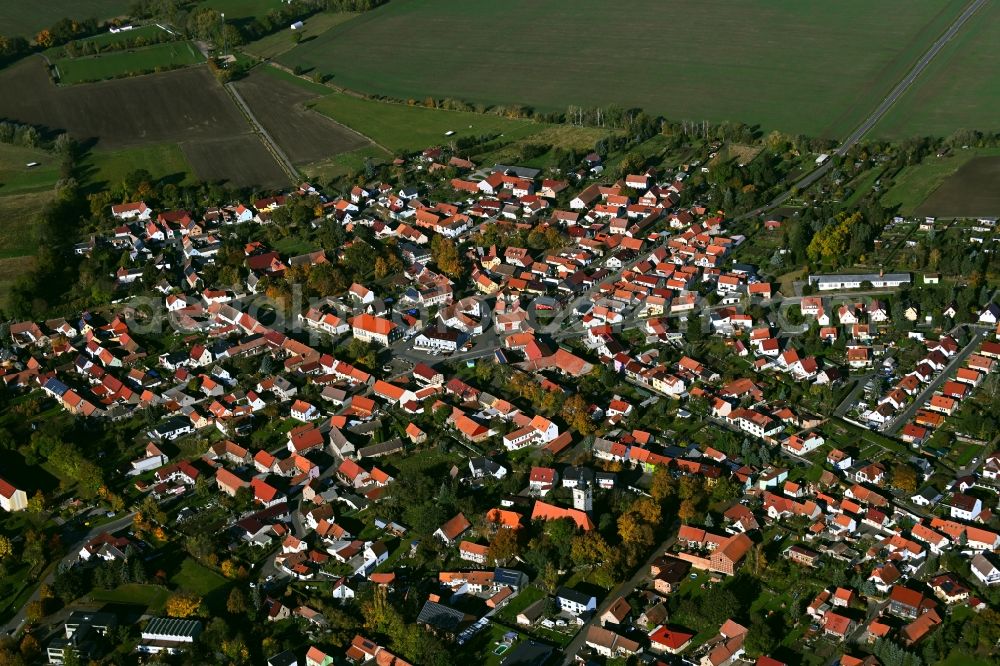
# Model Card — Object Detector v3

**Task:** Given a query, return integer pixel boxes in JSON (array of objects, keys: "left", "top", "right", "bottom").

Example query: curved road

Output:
[
  {"left": 2, "top": 512, "right": 137, "bottom": 636},
  {"left": 737, "top": 0, "right": 987, "bottom": 222}
]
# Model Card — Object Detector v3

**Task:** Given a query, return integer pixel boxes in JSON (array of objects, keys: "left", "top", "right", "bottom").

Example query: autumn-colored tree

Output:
[
  {"left": 630, "top": 497, "right": 662, "bottom": 526},
  {"left": 890, "top": 463, "right": 918, "bottom": 494},
  {"left": 570, "top": 531, "right": 611, "bottom": 570},
  {"left": 560, "top": 393, "right": 593, "bottom": 435},
  {"left": 677, "top": 499, "right": 698, "bottom": 524},
  {"left": 650, "top": 465, "right": 676, "bottom": 503},
  {"left": 165, "top": 592, "right": 202, "bottom": 618},
  {"left": 0, "top": 535, "right": 12, "bottom": 561},
  {"left": 25, "top": 601, "right": 46, "bottom": 623},
  {"left": 361, "top": 586, "right": 404, "bottom": 637},
  {"left": 678, "top": 475, "right": 704, "bottom": 501},
  {"left": 221, "top": 560, "right": 238, "bottom": 579},
  {"left": 487, "top": 527, "right": 521, "bottom": 565},
  {"left": 617, "top": 512, "right": 653, "bottom": 548},
  {"left": 539, "top": 562, "right": 560, "bottom": 593},
  {"left": 226, "top": 588, "right": 247, "bottom": 615},
  {"left": 221, "top": 638, "right": 250, "bottom": 665},
  {"left": 18, "top": 633, "right": 40, "bottom": 662},
  {"left": 34, "top": 30, "right": 53, "bottom": 48},
  {"left": 431, "top": 235, "right": 462, "bottom": 277}
]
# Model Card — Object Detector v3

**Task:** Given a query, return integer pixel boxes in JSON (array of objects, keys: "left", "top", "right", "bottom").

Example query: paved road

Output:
[
  {"left": 835, "top": 0, "right": 987, "bottom": 157},
  {"left": 885, "top": 327, "right": 986, "bottom": 434},
  {"left": 2, "top": 512, "right": 137, "bottom": 636},
  {"left": 560, "top": 528, "right": 678, "bottom": 664},
  {"left": 736, "top": 0, "right": 986, "bottom": 222}
]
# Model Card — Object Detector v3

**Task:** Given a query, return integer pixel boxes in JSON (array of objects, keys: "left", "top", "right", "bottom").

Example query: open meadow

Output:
[
  {"left": 0, "top": 1, "right": 132, "bottom": 37},
  {"left": 308, "top": 92, "right": 547, "bottom": 153},
  {"left": 278, "top": 0, "right": 970, "bottom": 138}
]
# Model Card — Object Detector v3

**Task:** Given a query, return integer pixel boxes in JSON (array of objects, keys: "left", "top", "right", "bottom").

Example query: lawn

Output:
[
  {"left": 0, "top": 144, "right": 61, "bottom": 197},
  {"left": 243, "top": 12, "right": 360, "bottom": 60},
  {"left": 302, "top": 144, "right": 392, "bottom": 181},
  {"left": 280, "top": 0, "right": 969, "bottom": 138},
  {"left": 308, "top": 93, "right": 547, "bottom": 153},
  {"left": 170, "top": 559, "right": 228, "bottom": 596},
  {"left": 881, "top": 147, "right": 1000, "bottom": 216},
  {"left": 80, "top": 143, "right": 196, "bottom": 191},
  {"left": 0, "top": 1, "right": 132, "bottom": 38},
  {"left": 86, "top": 583, "right": 170, "bottom": 613},
  {"left": 53, "top": 41, "right": 204, "bottom": 84},
  {"left": 876, "top": 1, "right": 1000, "bottom": 138}
]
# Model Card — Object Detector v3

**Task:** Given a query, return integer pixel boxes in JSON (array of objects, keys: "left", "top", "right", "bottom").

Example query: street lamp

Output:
[{"left": 220, "top": 12, "right": 227, "bottom": 57}]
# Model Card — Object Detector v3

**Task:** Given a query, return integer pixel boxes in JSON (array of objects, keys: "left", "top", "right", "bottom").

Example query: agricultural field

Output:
[
  {"left": 181, "top": 134, "right": 289, "bottom": 188},
  {"left": 0, "top": 59, "right": 286, "bottom": 186},
  {"left": 52, "top": 41, "right": 204, "bottom": 85},
  {"left": 308, "top": 93, "right": 547, "bottom": 153},
  {"left": 233, "top": 67, "right": 371, "bottom": 165},
  {"left": 0, "top": 1, "right": 132, "bottom": 38},
  {"left": 881, "top": 147, "right": 1000, "bottom": 216},
  {"left": 241, "top": 11, "right": 359, "bottom": 59},
  {"left": 279, "top": 0, "right": 969, "bottom": 138},
  {"left": 914, "top": 157, "right": 1000, "bottom": 218},
  {"left": 875, "top": 1, "right": 1000, "bottom": 138}
]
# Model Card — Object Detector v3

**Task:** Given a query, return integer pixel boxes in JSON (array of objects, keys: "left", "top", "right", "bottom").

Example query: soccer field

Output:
[
  {"left": 278, "top": 0, "right": 970, "bottom": 138},
  {"left": 53, "top": 42, "right": 204, "bottom": 85}
]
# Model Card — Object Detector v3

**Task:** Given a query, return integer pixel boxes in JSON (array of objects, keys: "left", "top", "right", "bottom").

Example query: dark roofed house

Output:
[{"left": 416, "top": 599, "right": 473, "bottom": 635}]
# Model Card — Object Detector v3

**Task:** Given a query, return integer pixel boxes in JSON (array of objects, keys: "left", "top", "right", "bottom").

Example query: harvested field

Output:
[
  {"left": 0, "top": 59, "right": 244, "bottom": 148},
  {"left": 915, "top": 157, "right": 1000, "bottom": 218},
  {"left": 0, "top": 59, "right": 286, "bottom": 187},
  {"left": 233, "top": 67, "right": 371, "bottom": 165},
  {"left": 182, "top": 135, "right": 289, "bottom": 188},
  {"left": 279, "top": 0, "right": 969, "bottom": 138}
]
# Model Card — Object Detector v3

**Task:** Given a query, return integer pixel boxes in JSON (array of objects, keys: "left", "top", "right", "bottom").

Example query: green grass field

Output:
[
  {"left": 876, "top": 1, "right": 1000, "bottom": 138},
  {"left": 0, "top": 191, "right": 54, "bottom": 259},
  {"left": 47, "top": 25, "right": 168, "bottom": 56},
  {"left": 308, "top": 93, "right": 547, "bottom": 152},
  {"left": 86, "top": 583, "right": 170, "bottom": 613},
  {"left": 0, "top": 144, "right": 61, "bottom": 197},
  {"left": 0, "top": 1, "right": 132, "bottom": 38},
  {"left": 243, "top": 11, "right": 360, "bottom": 59},
  {"left": 170, "top": 559, "right": 228, "bottom": 596},
  {"left": 278, "top": 0, "right": 969, "bottom": 138},
  {"left": 199, "top": 0, "right": 287, "bottom": 21},
  {"left": 53, "top": 41, "right": 204, "bottom": 84},
  {"left": 80, "top": 143, "right": 196, "bottom": 190}
]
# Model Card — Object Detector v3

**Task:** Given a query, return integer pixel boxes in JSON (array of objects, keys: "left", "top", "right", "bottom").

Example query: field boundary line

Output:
[
  {"left": 225, "top": 81, "right": 299, "bottom": 184},
  {"left": 263, "top": 63, "right": 393, "bottom": 155}
]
